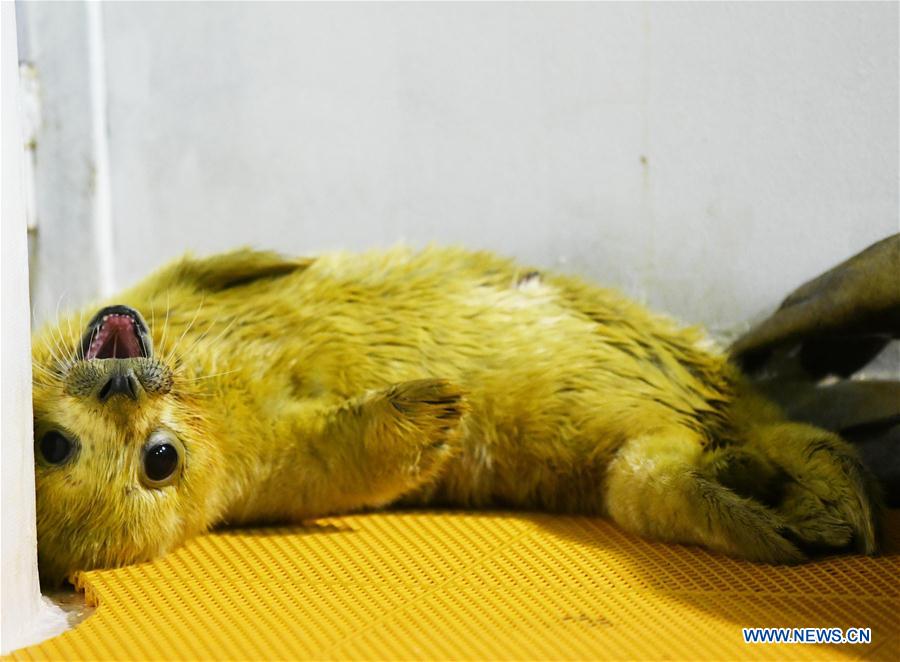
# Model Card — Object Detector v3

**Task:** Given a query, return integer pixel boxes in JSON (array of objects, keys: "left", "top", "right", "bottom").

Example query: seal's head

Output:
[{"left": 31, "top": 304, "right": 220, "bottom": 585}]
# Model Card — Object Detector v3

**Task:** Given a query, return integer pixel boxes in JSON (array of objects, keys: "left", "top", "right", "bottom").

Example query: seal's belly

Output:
[
  {"left": 227, "top": 271, "right": 726, "bottom": 515},
  {"left": 160, "top": 247, "right": 731, "bottom": 520}
]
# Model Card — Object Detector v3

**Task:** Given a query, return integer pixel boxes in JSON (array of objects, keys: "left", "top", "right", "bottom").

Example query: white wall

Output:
[
  {"left": 17, "top": 1, "right": 107, "bottom": 324},
  {"left": 1, "top": 3, "right": 66, "bottom": 653},
  {"left": 2, "top": 4, "right": 42, "bottom": 650},
  {"left": 23, "top": 2, "right": 900, "bottom": 336}
]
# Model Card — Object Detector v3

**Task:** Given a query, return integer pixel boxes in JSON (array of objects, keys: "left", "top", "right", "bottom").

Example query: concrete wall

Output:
[{"left": 21, "top": 2, "right": 900, "bottom": 336}]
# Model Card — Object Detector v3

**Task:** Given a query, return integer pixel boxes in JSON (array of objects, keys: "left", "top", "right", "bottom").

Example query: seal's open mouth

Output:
[{"left": 79, "top": 305, "right": 153, "bottom": 360}]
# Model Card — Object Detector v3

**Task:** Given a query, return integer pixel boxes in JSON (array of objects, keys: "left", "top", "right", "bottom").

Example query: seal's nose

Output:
[{"left": 98, "top": 372, "right": 140, "bottom": 402}]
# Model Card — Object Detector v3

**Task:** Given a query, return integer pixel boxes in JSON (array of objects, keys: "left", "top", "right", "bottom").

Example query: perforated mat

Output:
[{"left": 10, "top": 510, "right": 900, "bottom": 660}]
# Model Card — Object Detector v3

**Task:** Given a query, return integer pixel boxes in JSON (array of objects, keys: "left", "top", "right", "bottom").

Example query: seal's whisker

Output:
[
  {"left": 62, "top": 308, "right": 81, "bottom": 365},
  {"left": 46, "top": 295, "right": 73, "bottom": 369},
  {"left": 149, "top": 303, "right": 156, "bottom": 349},
  {"left": 171, "top": 315, "right": 222, "bottom": 363},
  {"left": 158, "top": 292, "right": 172, "bottom": 361},
  {"left": 43, "top": 335, "right": 68, "bottom": 370},
  {"left": 31, "top": 360, "right": 64, "bottom": 382},
  {"left": 164, "top": 296, "right": 205, "bottom": 367},
  {"left": 178, "top": 368, "right": 241, "bottom": 382},
  {"left": 172, "top": 314, "right": 238, "bottom": 369}
]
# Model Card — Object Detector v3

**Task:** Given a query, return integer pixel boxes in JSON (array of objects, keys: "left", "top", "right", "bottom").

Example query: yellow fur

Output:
[{"left": 31, "top": 246, "right": 880, "bottom": 584}]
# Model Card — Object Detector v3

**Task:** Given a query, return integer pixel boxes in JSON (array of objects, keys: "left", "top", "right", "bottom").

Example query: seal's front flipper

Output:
[
  {"left": 137, "top": 248, "right": 314, "bottom": 296},
  {"left": 299, "top": 378, "right": 467, "bottom": 516}
]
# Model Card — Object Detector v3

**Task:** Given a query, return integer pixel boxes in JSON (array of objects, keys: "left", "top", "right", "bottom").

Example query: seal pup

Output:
[{"left": 31, "top": 247, "right": 880, "bottom": 584}]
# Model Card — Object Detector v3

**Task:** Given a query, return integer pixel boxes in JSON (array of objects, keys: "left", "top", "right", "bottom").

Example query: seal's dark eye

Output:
[
  {"left": 141, "top": 435, "right": 182, "bottom": 488},
  {"left": 39, "top": 430, "right": 74, "bottom": 465},
  {"left": 145, "top": 444, "right": 178, "bottom": 481}
]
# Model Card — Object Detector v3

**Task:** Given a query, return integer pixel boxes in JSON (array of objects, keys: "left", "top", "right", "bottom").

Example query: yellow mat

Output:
[{"left": 11, "top": 510, "right": 899, "bottom": 661}]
